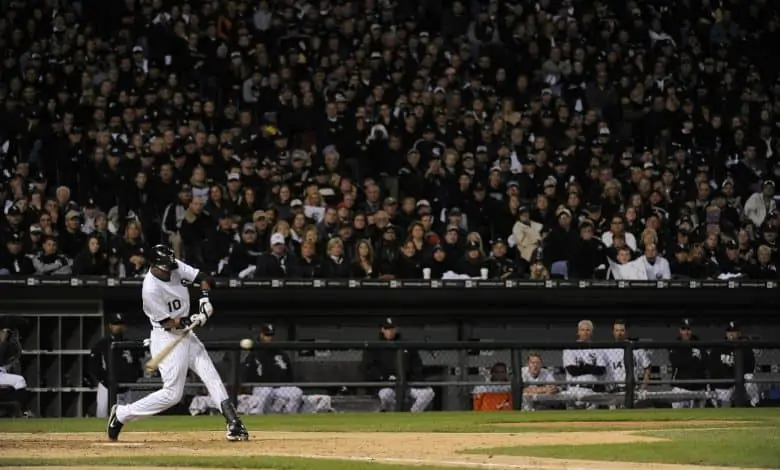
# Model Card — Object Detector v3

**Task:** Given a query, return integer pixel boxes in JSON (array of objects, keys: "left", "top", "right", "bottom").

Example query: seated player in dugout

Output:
[
  {"left": 189, "top": 324, "right": 332, "bottom": 415},
  {"left": 472, "top": 362, "right": 512, "bottom": 411},
  {"left": 363, "top": 318, "right": 435, "bottom": 412},
  {"left": 521, "top": 352, "right": 558, "bottom": 410}
]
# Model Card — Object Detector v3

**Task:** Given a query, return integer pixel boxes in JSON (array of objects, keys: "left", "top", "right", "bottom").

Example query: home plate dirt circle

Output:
[{"left": 0, "top": 423, "right": 762, "bottom": 470}]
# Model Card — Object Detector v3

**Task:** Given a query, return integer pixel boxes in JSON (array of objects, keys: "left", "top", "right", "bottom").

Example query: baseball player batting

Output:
[{"left": 107, "top": 245, "right": 249, "bottom": 442}]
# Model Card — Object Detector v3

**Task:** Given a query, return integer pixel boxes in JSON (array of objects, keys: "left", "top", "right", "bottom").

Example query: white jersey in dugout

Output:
[
  {"left": 562, "top": 347, "right": 607, "bottom": 385},
  {"left": 142, "top": 260, "right": 200, "bottom": 327},
  {"left": 604, "top": 348, "right": 652, "bottom": 385},
  {"left": 521, "top": 366, "right": 555, "bottom": 385}
]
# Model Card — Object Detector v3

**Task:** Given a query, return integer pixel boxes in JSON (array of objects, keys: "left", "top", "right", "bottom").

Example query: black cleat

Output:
[
  {"left": 107, "top": 404, "right": 123, "bottom": 441},
  {"left": 225, "top": 419, "right": 249, "bottom": 441}
]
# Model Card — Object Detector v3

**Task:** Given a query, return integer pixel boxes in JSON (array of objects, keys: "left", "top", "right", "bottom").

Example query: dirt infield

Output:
[
  {"left": 0, "top": 427, "right": 761, "bottom": 470},
  {"left": 493, "top": 419, "right": 750, "bottom": 429}
]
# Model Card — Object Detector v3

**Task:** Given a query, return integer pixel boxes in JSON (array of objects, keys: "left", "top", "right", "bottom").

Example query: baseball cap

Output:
[
  {"left": 108, "top": 313, "right": 125, "bottom": 325},
  {"left": 227, "top": 172, "right": 241, "bottom": 182},
  {"left": 382, "top": 317, "right": 397, "bottom": 329},
  {"left": 467, "top": 240, "right": 481, "bottom": 251},
  {"left": 261, "top": 324, "right": 276, "bottom": 336},
  {"left": 6, "top": 205, "right": 21, "bottom": 216},
  {"left": 65, "top": 210, "right": 81, "bottom": 220},
  {"left": 270, "top": 232, "right": 285, "bottom": 246},
  {"left": 726, "top": 321, "right": 740, "bottom": 332},
  {"left": 290, "top": 199, "right": 303, "bottom": 208},
  {"left": 680, "top": 319, "right": 692, "bottom": 329},
  {"left": 725, "top": 239, "right": 738, "bottom": 249},
  {"left": 253, "top": 210, "right": 267, "bottom": 221},
  {"left": 242, "top": 223, "right": 257, "bottom": 233}
]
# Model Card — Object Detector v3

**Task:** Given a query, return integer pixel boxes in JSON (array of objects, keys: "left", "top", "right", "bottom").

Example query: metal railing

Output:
[{"left": 109, "top": 340, "right": 780, "bottom": 412}]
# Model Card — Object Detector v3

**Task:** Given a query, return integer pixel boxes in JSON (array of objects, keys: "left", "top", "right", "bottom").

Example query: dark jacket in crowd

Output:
[
  {"left": 242, "top": 348, "right": 294, "bottom": 384},
  {"left": 88, "top": 334, "right": 143, "bottom": 391},
  {"left": 669, "top": 335, "right": 708, "bottom": 390},
  {"left": 321, "top": 255, "right": 351, "bottom": 278},
  {"left": 0, "top": 252, "right": 35, "bottom": 275},
  {"left": 72, "top": 249, "right": 110, "bottom": 275},
  {"left": 227, "top": 241, "right": 263, "bottom": 276},
  {"left": 568, "top": 237, "right": 608, "bottom": 279},
  {"left": 254, "top": 252, "right": 293, "bottom": 278},
  {"left": 363, "top": 333, "right": 425, "bottom": 382}
]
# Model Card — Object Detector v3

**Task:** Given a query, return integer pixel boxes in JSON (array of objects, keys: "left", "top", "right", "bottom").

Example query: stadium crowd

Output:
[{"left": 0, "top": 0, "right": 779, "bottom": 280}]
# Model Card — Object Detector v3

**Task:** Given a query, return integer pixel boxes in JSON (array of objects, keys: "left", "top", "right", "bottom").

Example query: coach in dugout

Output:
[
  {"left": 670, "top": 319, "right": 708, "bottom": 408},
  {"left": 87, "top": 314, "right": 143, "bottom": 418},
  {"left": 561, "top": 320, "right": 607, "bottom": 407},
  {"left": 364, "top": 318, "right": 434, "bottom": 412},
  {"left": 707, "top": 322, "right": 760, "bottom": 408}
]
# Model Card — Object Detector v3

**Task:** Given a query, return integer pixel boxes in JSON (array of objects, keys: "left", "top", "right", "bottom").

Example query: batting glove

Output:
[
  {"left": 199, "top": 295, "right": 213, "bottom": 318},
  {"left": 143, "top": 338, "right": 151, "bottom": 348},
  {"left": 190, "top": 313, "right": 208, "bottom": 327}
]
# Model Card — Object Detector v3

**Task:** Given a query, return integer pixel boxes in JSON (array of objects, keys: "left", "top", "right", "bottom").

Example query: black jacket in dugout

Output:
[
  {"left": 363, "top": 333, "right": 425, "bottom": 382},
  {"left": 243, "top": 349, "right": 294, "bottom": 383},
  {"left": 88, "top": 334, "right": 143, "bottom": 390},
  {"left": 707, "top": 341, "right": 756, "bottom": 382},
  {"left": 668, "top": 335, "right": 708, "bottom": 390}
]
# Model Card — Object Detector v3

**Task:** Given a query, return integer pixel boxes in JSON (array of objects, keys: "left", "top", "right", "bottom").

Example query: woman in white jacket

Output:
[{"left": 743, "top": 180, "right": 777, "bottom": 226}]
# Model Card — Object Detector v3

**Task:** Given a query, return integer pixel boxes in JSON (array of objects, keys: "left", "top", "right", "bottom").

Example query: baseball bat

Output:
[{"left": 144, "top": 323, "right": 198, "bottom": 372}]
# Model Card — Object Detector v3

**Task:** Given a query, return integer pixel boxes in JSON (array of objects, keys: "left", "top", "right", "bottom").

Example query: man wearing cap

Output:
[
  {"left": 88, "top": 314, "right": 144, "bottom": 418},
  {"left": 485, "top": 238, "right": 524, "bottom": 279},
  {"left": 239, "top": 324, "right": 305, "bottom": 414},
  {"left": 59, "top": 210, "right": 87, "bottom": 259},
  {"left": 717, "top": 240, "right": 746, "bottom": 276},
  {"left": 0, "top": 232, "right": 34, "bottom": 275},
  {"left": 227, "top": 224, "right": 262, "bottom": 278},
  {"left": 255, "top": 232, "right": 292, "bottom": 279},
  {"left": 669, "top": 320, "right": 708, "bottom": 408},
  {"left": 364, "top": 318, "right": 434, "bottom": 412},
  {"left": 743, "top": 180, "right": 776, "bottom": 227},
  {"left": 706, "top": 322, "right": 759, "bottom": 407}
]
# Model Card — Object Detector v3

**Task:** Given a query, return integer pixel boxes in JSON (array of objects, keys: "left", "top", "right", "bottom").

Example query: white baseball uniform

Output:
[
  {"left": 561, "top": 347, "right": 607, "bottom": 406},
  {"left": 114, "top": 260, "right": 228, "bottom": 423},
  {"left": 603, "top": 347, "right": 652, "bottom": 388},
  {"left": 521, "top": 366, "right": 557, "bottom": 411}
]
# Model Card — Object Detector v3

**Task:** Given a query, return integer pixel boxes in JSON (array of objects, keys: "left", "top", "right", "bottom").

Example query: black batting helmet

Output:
[{"left": 149, "top": 244, "right": 178, "bottom": 271}]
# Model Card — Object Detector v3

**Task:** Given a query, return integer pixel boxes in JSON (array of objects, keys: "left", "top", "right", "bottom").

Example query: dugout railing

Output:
[{"left": 108, "top": 340, "right": 780, "bottom": 412}]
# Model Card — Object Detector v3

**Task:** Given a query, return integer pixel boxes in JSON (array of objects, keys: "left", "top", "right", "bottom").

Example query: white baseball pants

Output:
[
  {"left": 116, "top": 328, "right": 228, "bottom": 423},
  {"left": 712, "top": 374, "right": 761, "bottom": 407},
  {"left": 0, "top": 370, "right": 26, "bottom": 390},
  {"left": 378, "top": 387, "right": 434, "bottom": 412},
  {"left": 95, "top": 383, "right": 132, "bottom": 418},
  {"left": 189, "top": 390, "right": 332, "bottom": 415},
  {"left": 670, "top": 387, "right": 707, "bottom": 409}
]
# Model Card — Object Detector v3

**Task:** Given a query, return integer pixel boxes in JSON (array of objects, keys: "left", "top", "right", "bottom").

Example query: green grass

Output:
[
  {"left": 468, "top": 427, "right": 780, "bottom": 468},
  {"left": 1, "top": 408, "right": 778, "bottom": 433},
  {"left": 0, "top": 456, "right": 462, "bottom": 470}
]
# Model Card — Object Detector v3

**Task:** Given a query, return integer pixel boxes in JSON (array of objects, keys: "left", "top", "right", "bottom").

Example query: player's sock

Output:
[{"left": 220, "top": 399, "right": 240, "bottom": 424}]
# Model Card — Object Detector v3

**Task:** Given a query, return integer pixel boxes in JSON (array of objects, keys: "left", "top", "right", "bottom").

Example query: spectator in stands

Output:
[
  {"left": 255, "top": 233, "right": 292, "bottom": 279},
  {"left": 364, "top": 318, "right": 434, "bottom": 412},
  {"left": 639, "top": 243, "right": 672, "bottom": 280},
  {"left": 73, "top": 235, "right": 110, "bottom": 276},
  {"left": 32, "top": 237, "right": 72, "bottom": 276},
  {"left": 0, "top": 233, "right": 34, "bottom": 275}
]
